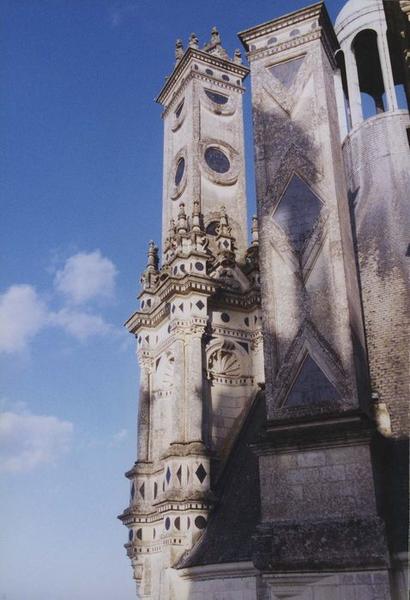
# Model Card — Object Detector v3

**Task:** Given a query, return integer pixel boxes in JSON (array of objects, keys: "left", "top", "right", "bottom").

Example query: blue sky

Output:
[{"left": 1, "top": 1, "right": 345, "bottom": 598}]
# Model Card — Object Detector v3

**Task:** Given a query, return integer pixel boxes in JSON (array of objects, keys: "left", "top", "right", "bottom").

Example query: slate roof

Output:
[{"left": 179, "top": 391, "right": 266, "bottom": 568}]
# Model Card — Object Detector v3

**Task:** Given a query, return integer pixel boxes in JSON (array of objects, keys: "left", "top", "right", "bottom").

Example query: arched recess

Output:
[
  {"left": 154, "top": 351, "right": 175, "bottom": 393},
  {"left": 386, "top": 28, "right": 409, "bottom": 110},
  {"left": 352, "top": 29, "right": 386, "bottom": 118}
]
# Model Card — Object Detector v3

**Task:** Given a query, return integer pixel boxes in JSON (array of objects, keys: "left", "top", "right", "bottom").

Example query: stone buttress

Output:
[{"left": 239, "top": 3, "right": 393, "bottom": 598}]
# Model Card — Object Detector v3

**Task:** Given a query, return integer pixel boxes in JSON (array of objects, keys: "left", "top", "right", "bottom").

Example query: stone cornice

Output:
[
  {"left": 161, "top": 70, "right": 246, "bottom": 119},
  {"left": 178, "top": 560, "right": 258, "bottom": 579},
  {"left": 125, "top": 274, "right": 261, "bottom": 334},
  {"left": 156, "top": 47, "right": 249, "bottom": 106},
  {"left": 238, "top": 2, "right": 324, "bottom": 47},
  {"left": 254, "top": 411, "right": 376, "bottom": 455},
  {"left": 238, "top": 2, "right": 339, "bottom": 68}
]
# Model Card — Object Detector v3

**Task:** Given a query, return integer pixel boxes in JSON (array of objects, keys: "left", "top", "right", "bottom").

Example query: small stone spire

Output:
[
  {"left": 189, "top": 33, "right": 199, "bottom": 49},
  {"left": 177, "top": 202, "right": 188, "bottom": 234},
  {"left": 175, "top": 39, "right": 184, "bottom": 63},
  {"left": 218, "top": 206, "right": 231, "bottom": 237},
  {"left": 141, "top": 240, "right": 159, "bottom": 290},
  {"left": 251, "top": 215, "right": 259, "bottom": 246},
  {"left": 191, "top": 200, "right": 201, "bottom": 233},
  {"left": 168, "top": 218, "right": 176, "bottom": 239},
  {"left": 233, "top": 49, "right": 242, "bottom": 65},
  {"left": 146, "top": 240, "right": 159, "bottom": 271}
]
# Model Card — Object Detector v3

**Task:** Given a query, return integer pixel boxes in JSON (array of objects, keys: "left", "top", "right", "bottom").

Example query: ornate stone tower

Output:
[
  {"left": 119, "top": 29, "right": 263, "bottom": 600},
  {"left": 157, "top": 28, "right": 250, "bottom": 261}
]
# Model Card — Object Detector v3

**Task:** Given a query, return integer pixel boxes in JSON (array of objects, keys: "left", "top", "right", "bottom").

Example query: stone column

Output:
[
  {"left": 344, "top": 47, "right": 363, "bottom": 127},
  {"left": 137, "top": 354, "right": 152, "bottom": 462},
  {"left": 376, "top": 28, "right": 399, "bottom": 112},
  {"left": 186, "top": 325, "right": 205, "bottom": 443}
]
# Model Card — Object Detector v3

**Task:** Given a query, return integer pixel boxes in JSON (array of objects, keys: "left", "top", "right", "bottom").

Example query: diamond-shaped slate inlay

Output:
[
  {"left": 139, "top": 483, "right": 145, "bottom": 499},
  {"left": 269, "top": 56, "right": 304, "bottom": 89},
  {"left": 195, "top": 463, "right": 207, "bottom": 484},
  {"left": 176, "top": 465, "right": 182, "bottom": 484},
  {"left": 166, "top": 467, "right": 171, "bottom": 484},
  {"left": 285, "top": 354, "right": 342, "bottom": 408},
  {"left": 273, "top": 175, "right": 322, "bottom": 254},
  {"left": 196, "top": 300, "right": 205, "bottom": 310}
]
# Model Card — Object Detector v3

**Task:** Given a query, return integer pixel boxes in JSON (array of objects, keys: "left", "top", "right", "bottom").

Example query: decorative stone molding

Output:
[
  {"left": 170, "top": 95, "right": 187, "bottom": 132},
  {"left": 199, "top": 85, "right": 237, "bottom": 116},
  {"left": 169, "top": 147, "right": 188, "bottom": 200},
  {"left": 198, "top": 138, "right": 240, "bottom": 186}
]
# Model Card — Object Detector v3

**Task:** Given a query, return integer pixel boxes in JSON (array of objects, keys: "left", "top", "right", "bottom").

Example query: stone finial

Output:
[
  {"left": 211, "top": 26, "right": 221, "bottom": 46},
  {"left": 177, "top": 202, "right": 188, "bottom": 233},
  {"left": 251, "top": 215, "right": 259, "bottom": 246},
  {"left": 203, "top": 26, "right": 229, "bottom": 60},
  {"left": 233, "top": 49, "right": 242, "bottom": 64},
  {"left": 189, "top": 33, "right": 199, "bottom": 49},
  {"left": 175, "top": 39, "right": 184, "bottom": 63}
]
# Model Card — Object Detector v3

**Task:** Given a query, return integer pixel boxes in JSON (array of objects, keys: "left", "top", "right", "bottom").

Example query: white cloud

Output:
[
  {"left": 50, "top": 308, "right": 113, "bottom": 340},
  {"left": 0, "top": 409, "right": 73, "bottom": 473},
  {"left": 54, "top": 250, "right": 118, "bottom": 305},
  {"left": 0, "top": 285, "right": 48, "bottom": 354},
  {"left": 0, "top": 250, "right": 119, "bottom": 354}
]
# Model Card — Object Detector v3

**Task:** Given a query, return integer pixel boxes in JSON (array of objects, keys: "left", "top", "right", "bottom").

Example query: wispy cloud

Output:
[
  {"left": 0, "top": 250, "right": 119, "bottom": 354},
  {"left": 50, "top": 308, "right": 113, "bottom": 340},
  {"left": 0, "top": 406, "right": 73, "bottom": 473},
  {"left": 54, "top": 250, "right": 117, "bottom": 305},
  {"left": 109, "top": 1, "right": 140, "bottom": 28},
  {"left": 0, "top": 285, "right": 48, "bottom": 354}
]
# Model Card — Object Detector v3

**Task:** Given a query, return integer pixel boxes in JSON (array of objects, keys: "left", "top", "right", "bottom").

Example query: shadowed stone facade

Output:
[{"left": 119, "top": 2, "right": 409, "bottom": 598}]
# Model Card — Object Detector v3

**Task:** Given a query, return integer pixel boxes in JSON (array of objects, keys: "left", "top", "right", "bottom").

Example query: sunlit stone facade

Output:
[{"left": 119, "top": 2, "right": 409, "bottom": 598}]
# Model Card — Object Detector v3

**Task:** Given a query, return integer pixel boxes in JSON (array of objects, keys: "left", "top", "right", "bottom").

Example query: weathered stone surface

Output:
[{"left": 121, "top": 2, "right": 409, "bottom": 598}]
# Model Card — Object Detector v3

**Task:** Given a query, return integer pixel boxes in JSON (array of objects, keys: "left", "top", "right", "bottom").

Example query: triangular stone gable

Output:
[
  {"left": 269, "top": 56, "right": 304, "bottom": 89},
  {"left": 285, "top": 354, "right": 342, "bottom": 407}
]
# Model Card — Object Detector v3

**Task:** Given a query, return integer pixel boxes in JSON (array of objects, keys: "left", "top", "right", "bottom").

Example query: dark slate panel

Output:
[
  {"left": 286, "top": 354, "right": 342, "bottom": 407},
  {"left": 273, "top": 174, "right": 322, "bottom": 253},
  {"left": 179, "top": 392, "right": 266, "bottom": 568}
]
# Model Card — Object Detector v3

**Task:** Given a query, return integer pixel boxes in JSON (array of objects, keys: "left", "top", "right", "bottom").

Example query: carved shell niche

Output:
[{"left": 208, "top": 342, "right": 241, "bottom": 379}]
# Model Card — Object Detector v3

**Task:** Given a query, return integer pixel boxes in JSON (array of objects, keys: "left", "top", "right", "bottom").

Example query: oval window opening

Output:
[
  {"left": 205, "top": 147, "right": 230, "bottom": 173},
  {"left": 195, "top": 516, "right": 207, "bottom": 530},
  {"left": 175, "top": 157, "right": 185, "bottom": 185},
  {"left": 205, "top": 90, "right": 228, "bottom": 105}
]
